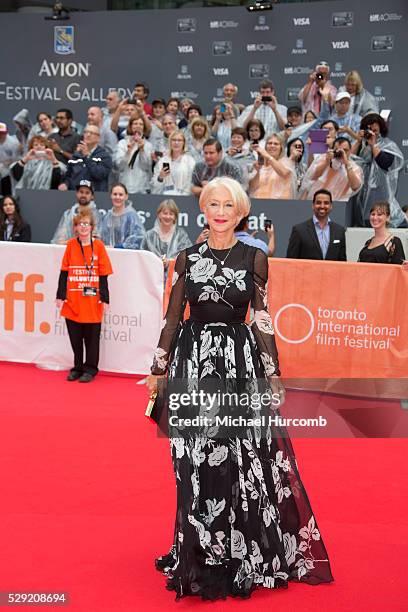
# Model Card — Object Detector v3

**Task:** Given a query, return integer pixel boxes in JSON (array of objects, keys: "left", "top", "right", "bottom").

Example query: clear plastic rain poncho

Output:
[
  {"left": 99, "top": 202, "right": 146, "bottom": 249},
  {"left": 140, "top": 218, "right": 192, "bottom": 260},
  {"left": 12, "top": 158, "right": 65, "bottom": 190},
  {"left": 352, "top": 137, "right": 405, "bottom": 227},
  {"left": 299, "top": 153, "right": 363, "bottom": 201},
  {"left": 51, "top": 201, "right": 106, "bottom": 244}
]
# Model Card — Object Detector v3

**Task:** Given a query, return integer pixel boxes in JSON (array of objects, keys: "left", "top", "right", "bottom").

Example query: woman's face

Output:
[
  {"left": 3, "top": 197, "right": 15, "bottom": 217},
  {"left": 31, "top": 139, "right": 46, "bottom": 151},
  {"left": 158, "top": 206, "right": 176, "bottom": 228},
  {"left": 130, "top": 118, "right": 144, "bottom": 135},
  {"left": 266, "top": 138, "right": 282, "bottom": 159},
  {"left": 188, "top": 109, "right": 200, "bottom": 121},
  {"left": 345, "top": 78, "right": 358, "bottom": 95},
  {"left": 180, "top": 100, "right": 191, "bottom": 115},
  {"left": 193, "top": 123, "right": 206, "bottom": 139},
  {"left": 75, "top": 217, "right": 93, "bottom": 241},
  {"left": 305, "top": 111, "right": 316, "bottom": 123},
  {"left": 231, "top": 133, "right": 245, "bottom": 149},
  {"left": 111, "top": 186, "right": 127, "bottom": 208},
  {"left": 170, "top": 134, "right": 185, "bottom": 155},
  {"left": 204, "top": 185, "right": 240, "bottom": 238},
  {"left": 167, "top": 100, "right": 179, "bottom": 115},
  {"left": 368, "top": 121, "right": 380, "bottom": 136},
  {"left": 152, "top": 104, "right": 165, "bottom": 119},
  {"left": 38, "top": 114, "right": 52, "bottom": 132},
  {"left": 370, "top": 207, "right": 389, "bottom": 230},
  {"left": 248, "top": 124, "right": 261, "bottom": 141}
]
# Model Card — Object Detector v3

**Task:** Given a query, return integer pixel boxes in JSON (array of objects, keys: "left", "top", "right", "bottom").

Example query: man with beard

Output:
[
  {"left": 51, "top": 180, "right": 106, "bottom": 244},
  {"left": 48, "top": 109, "right": 81, "bottom": 165},
  {"left": 286, "top": 188, "right": 346, "bottom": 260}
]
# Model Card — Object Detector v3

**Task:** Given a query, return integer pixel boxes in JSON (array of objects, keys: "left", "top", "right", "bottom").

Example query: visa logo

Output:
[
  {"left": 213, "top": 68, "right": 229, "bottom": 75},
  {"left": 371, "top": 64, "right": 389, "bottom": 72},
  {"left": 332, "top": 41, "right": 349, "bottom": 49},
  {"left": 178, "top": 46, "right": 193, "bottom": 53},
  {"left": 293, "top": 17, "right": 310, "bottom": 26}
]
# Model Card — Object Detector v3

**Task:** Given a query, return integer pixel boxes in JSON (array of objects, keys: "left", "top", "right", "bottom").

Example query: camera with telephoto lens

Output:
[
  {"left": 333, "top": 150, "right": 343, "bottom": 159},
  {"left": 316, "top": 73, "right": 325, "bottom": 81}
]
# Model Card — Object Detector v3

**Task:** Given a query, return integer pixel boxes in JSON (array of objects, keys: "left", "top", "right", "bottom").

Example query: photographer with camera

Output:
[
  {"left": 300, "top": 136, "right": 362, "bottom": 201},
  {"left": 298, "top": 61, "right": 337, "bottom": 115},
  {"left": 350, "top": 114, "right": 406, "bottom": 227},
  {"left": 238, "top": 80, "right": 287, "bottom": 135},
  {"left": 210, "top": 102, "right": 237, "bottom": 151},
  {"left": 11, "top": 135, "right": 65, "bottom": 190}
]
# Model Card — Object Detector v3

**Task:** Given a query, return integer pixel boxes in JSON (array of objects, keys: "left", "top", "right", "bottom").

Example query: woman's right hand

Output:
[
  {"left": 55, "top": 299, "right": 64, "bottom": 309},
  {"left": 159, "top": 166, "right": 170, "bottom": 179},
  {"left": 146, "top": 374, "right": 166, "bottom": 396}
]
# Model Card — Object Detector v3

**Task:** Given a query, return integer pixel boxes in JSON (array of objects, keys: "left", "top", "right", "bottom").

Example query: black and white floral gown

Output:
[{"left": 151, "top": 241, "right": 333, "bottom": 600}]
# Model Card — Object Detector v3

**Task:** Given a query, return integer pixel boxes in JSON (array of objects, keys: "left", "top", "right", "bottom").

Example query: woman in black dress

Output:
[
  {"left": 0, "top": 195, "right": 31, "bottom": 242},
  {"left": 146, "top": 177, "right": 333, "bottom": 600},
  {"left": 358, "top": 201, "right": 406, "bottom": 265}
]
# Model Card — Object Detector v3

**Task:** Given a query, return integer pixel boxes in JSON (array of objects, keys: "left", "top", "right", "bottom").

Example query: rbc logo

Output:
[
  {"left": 54, "top": 26, "right": 75, "bottom": 55},
  {"left": 0, "top": 272, "right": 49, "bottom": 333}
]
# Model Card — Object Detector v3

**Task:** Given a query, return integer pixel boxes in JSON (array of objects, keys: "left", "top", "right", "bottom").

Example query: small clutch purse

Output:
[{"left": 145, "top": 392, "right": 157, "bottom": 419}]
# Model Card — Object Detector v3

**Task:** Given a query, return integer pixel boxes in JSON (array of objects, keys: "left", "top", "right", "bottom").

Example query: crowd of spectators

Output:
[{"left": 1, "top": 65, "right": 407, "bottom": 263}]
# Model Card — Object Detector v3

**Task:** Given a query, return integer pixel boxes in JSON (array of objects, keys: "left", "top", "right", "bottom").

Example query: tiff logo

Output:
[{"left": 0, "top": 273, "right": 49, "bottom": 333}]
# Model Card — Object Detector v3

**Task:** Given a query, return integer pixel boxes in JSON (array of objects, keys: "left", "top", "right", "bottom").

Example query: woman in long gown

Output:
[{"left": 147, "top": 177, "right": 333, "bottom": 600}]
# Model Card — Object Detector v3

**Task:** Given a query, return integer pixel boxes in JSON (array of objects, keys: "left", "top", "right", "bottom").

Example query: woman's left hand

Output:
[{"left": 269, "top": 376, "right": 286, "bottom": 407}]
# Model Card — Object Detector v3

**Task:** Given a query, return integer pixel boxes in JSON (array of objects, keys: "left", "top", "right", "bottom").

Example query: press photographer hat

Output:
[
  {"left": 76, "top": 179, "right": 94, "bottom": 193},
  {"left": 335, "top": 91, "right": 351, "bottom": 102}
]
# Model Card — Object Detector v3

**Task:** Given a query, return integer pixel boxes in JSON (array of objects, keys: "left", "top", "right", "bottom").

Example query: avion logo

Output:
[{"left": 0, "top": 272, "right": 49, "bottom": 333}]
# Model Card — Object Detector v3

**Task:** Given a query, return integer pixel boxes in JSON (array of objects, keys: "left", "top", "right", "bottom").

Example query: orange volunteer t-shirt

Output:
[{"left": 60, "top": 238, "right": 113, "bottom": 323}]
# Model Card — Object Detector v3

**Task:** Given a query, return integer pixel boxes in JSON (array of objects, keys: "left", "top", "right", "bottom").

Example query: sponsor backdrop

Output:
[
  {"left": 0, "top": 1, "right": 407, "bottom": 198},
  {"left": 0, "top": 242, "right": 163, "bottom": 375}
]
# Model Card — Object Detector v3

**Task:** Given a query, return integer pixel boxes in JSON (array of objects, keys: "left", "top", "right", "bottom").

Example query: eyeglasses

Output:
[
  {"left": 83, "top": 129, "right": 99, "bottom": 135},
  {"left": 77, "top": 222, "right": 91, "bottom": 228}
]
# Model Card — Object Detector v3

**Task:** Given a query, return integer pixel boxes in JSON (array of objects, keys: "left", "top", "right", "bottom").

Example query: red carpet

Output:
[{"left": 0, "top": 362, "right": 407, "bottom": 611}]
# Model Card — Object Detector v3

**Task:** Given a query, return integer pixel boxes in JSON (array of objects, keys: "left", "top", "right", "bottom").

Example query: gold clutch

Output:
[{"left": 145, "top": 392, "right": 157, "bottom": 418}]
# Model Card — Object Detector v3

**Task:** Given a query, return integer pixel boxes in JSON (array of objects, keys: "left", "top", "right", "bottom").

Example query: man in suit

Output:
[{"left": 286, "top": 188, "right": 347, "bottom": 260}]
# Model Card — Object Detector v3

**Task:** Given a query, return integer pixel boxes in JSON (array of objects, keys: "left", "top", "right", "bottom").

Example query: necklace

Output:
[{"left": 207, "top": 240, "right": 237, "bottom": 266}]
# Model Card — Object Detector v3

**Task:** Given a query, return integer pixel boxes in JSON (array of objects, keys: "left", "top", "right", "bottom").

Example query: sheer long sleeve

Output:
[
  {"left": 250, "top": 249, "right": 281, "bottom": 377},
  {"left": 151, "top": 249, "right": 187, "bottom": 375}
]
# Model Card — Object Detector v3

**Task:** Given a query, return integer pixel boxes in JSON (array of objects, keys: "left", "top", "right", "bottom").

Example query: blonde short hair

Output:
[
  {"left": 199, "top": 177, "right": 251, "bottom": 217},
  {"left": 157, "top": 199, "right": 179, "bottom": 223},
  {"left": 190, "top": 117, "right": 210, "bottom": 140},
  {"left": 345, "top": 70, "right": 363, "bottom": 95}
]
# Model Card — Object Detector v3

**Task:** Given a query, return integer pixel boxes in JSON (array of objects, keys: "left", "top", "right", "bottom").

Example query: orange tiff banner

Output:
[
  {"left": 164, "top": 258, "right": 408, "bottom": 378},
  {"left": 267, "top": 258, "right": 407, "bottom": 378}
]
